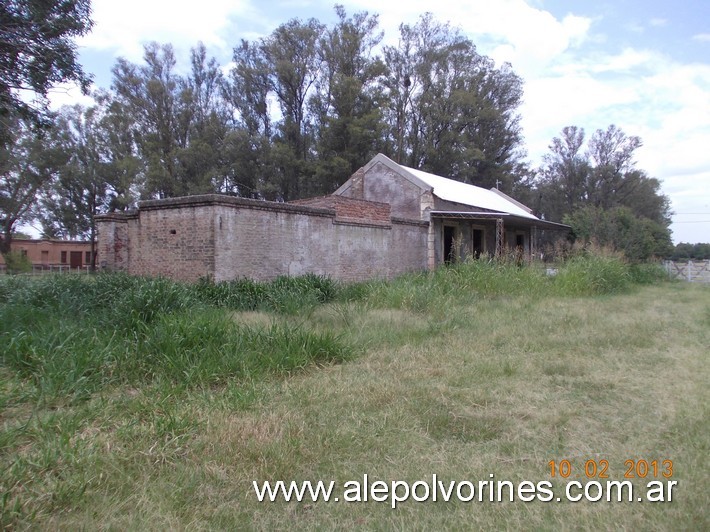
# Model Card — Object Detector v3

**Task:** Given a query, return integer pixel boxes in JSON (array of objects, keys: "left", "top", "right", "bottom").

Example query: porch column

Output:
[
  {"left": 495, "top": 218, "right": 504, "bottom": 257},
  {"left": 427, "top": 220, "right": 437, "bottom": 271}
]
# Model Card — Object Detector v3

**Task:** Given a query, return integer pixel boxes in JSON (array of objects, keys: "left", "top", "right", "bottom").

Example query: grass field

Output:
[{"left": 1, "top": 261, "right": 708, "bottom": 529}]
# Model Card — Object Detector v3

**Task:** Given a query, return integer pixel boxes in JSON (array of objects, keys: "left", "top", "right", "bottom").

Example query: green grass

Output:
[
  {"left": 0, "top": 260, "right": 707, "bottom": 529},
  {"left": 0, "top": 273, "right": 351, "bottom": 402}
]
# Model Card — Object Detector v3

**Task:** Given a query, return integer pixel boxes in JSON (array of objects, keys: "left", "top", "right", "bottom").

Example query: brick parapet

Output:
[
  {"left": 95, "top": 211, "right": 138, "bottom": 222},
  {"left": 139, "top": 194, "right": 334, "bottom": 218},
  {"left": 290, "top": 195, "right": 391, "bottom": 225},
  {"left": 391, "top": 217, "right": 429, "bottom": 227}
]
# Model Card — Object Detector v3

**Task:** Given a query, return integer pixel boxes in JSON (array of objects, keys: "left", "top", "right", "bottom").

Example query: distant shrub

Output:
[
  {"left": 194, "top": 273, "right": 337, "bottom": 313},
  {"left": 554, "top": 253, "right": 631, "bottom": 295},
  {"left": 629, "top": 262, "right": 668, "bottom": 284},
  {"left": 3, "top": 251, "right": 31, "bottom": 274}
]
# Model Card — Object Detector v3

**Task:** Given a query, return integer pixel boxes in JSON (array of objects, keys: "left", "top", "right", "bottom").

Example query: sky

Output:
[{"left": 49, "top": 0, "right": 710, "bottom": 244}]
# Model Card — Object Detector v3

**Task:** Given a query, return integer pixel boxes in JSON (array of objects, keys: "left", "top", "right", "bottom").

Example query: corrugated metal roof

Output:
[
  {"left": 429, "top": 210, "right": 571, "bottom": 230},
  {"left": 402, "top": 166, "right": 539, "bottom": 220}
]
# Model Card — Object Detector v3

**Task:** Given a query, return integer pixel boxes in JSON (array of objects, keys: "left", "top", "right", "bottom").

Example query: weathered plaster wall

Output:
[
  {"left": 213, "top": 200, "right": 427, "bottom": 282},
  {"left": 97, "top": 195, "right": 428, "bottom": 283},
  {"left": 339, "top": 161, "right": 423, "bottom": 220}
]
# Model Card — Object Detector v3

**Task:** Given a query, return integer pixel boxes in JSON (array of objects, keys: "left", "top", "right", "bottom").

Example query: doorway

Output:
[
  {"left": 443, "top": 226, "right": 456, "bottom": 264},
  {"left": 472, "top": 229, "right": 484, "bottom": 258},
  {"left": 70, "top": 251, "right": 82, "bottom": 269},
  {"left": 515, "top": 234, "right": 525, "bottom": 249}
]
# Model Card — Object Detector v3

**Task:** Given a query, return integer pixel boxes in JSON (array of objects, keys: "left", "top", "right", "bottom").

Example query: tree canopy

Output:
[
  {"left": 534, "top": 125, "right": 673, "bottom": 260},
  {"left": 1, "top": 5, "right": 679, "bottom": 262},
  {"left": 94, "top": 8, "right": 530, "bottom": 203},
  {"left": 668, "top": 242, "right": 710, "bottom": 261},
  {"left": 381, "top": 14, "right": 525, "bottom": 190},
  {"left": 0, "top": 0, "right": 94, "bottom": 253},
  {"left": 0, "top": 113, "right": 67, "bottom": 253},
  {"left": 0, "top": 0, "right": 93, "bottom": 132}
]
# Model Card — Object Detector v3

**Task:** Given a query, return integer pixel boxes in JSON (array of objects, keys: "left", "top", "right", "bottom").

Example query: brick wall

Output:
[
  {"left": 289, "top": 195, "right": 391, "bottom": 225},
  {"left": 97, "top": 195, "right": 428, "bottom": 283},
  {"left": 214, "top": 202, "right": 426, "bottom": 282},
  {"left": 128, "top": 201, "right": 216, "bottom": 281},
  {"left": 96, "top": 213, "right": 133, "bottom": 271}
]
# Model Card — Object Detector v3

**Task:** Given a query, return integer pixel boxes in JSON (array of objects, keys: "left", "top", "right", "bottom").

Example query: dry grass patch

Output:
[{"left": 230, "top": 310, "right": 276, "bottom": 328}]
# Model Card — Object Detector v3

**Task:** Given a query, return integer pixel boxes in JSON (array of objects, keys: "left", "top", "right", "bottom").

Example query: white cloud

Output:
[
  {"left": 512, "top": 25, "right": 709, "bottom": 243},
  {"left": 649, "top": 18, "right": 667, "bottom": 28},
  {"left": 693, "top": 33, "right": 710, "bottom": 42},
  {"left": 631, "top": 63, "right": 710, "bottom": 174},
  {"left": 349, "top": 0, "right": 591, "bottom": 75},
  {"left": 588, "top": 48, "right": 656, "bottom": 73},
  {"left": 521, "top": 73, "right": 639, "bottom": 156},
  {"left": 47, "top": 82, "right": 97, "bottom": 110},
  {"left": 81, "top": 0, "right": 255, "bottom": 61},
  {"left": 624, "top": 21, "right": 645, "bottom": 34}
]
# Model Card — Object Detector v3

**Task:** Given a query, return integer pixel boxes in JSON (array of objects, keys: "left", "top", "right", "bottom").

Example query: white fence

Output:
[
  {"left": 0, "top": 264, "right": 93, "bottom": 275},
  {"left": 664, "top": 260, "right": 710, "bottom": 283}
]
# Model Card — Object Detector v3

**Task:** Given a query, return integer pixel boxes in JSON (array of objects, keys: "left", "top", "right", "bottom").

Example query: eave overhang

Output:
[{"left": 429, "top": 211, "right": 571, "bottom": 231}]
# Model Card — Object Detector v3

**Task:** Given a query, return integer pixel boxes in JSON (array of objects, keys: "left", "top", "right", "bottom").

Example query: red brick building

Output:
[{"left": 0, "top": 238, "right": 95, "bottom": 271}]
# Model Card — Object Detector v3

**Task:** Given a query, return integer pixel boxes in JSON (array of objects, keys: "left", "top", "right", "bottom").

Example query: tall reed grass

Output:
[
  {"left": 0, "top": 254, "right": 664, "bottom": 402},
  {"left": 339, "top": 252, "right": 653, "bottom": 311},
  {"left": 0, "top": 273, "right": 350, "bottom": 402},
  {"left": 193, "top": 272, "right": 337, "bottom": 313}
]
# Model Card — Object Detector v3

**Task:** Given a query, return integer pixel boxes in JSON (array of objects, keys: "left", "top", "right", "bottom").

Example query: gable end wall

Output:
[{"left": 339, "top": 161, "right": 424, "bottom": 220}]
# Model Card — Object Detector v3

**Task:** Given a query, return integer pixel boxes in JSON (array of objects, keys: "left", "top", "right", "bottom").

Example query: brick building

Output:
[
  {"left": 0, "top": 238, "right": 94, "bottom": 271},
  {"left": 96, "top": 154, "right": 568, "bottom": 282}
]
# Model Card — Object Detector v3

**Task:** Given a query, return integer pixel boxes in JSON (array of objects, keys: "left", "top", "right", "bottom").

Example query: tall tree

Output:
[
  {"left": 111, "top": 43, "right": 189, "bottom": 198},
  {"left": 112, "top": 42, "right": 230, "bottom": 199},
  {"left": 39, "top": 103, "right": 116, "bottom": 267},
  {"left": 537, "top": 125, "right": 670, "bottom": 224},
  {"left": 381, "top": 14, "right": 526, "bottom": 190},
  {"left": 536, "top": 126, "right": 590, "bottom": 219},
  {"left": 176, "top": 43, "right": 229, "bottom": 194},
  {"left": 537, "top": 124, "right": 672, "bottom": 258},
  {"left": 263, "top": 17, "right": 324, "bottom": 200},
  {"left": 227, "top": 40, "right": 271, "bottom": 138},
  {"left": 224, "top": 40, "right": 274, "bottom": 198},
  {"left": 463, "top": 60, "right": 526, "bottom": 190},
  {"left": 585, "top": 124, "right": 643, "bottom": 210},
  {"left": 94, "top": 91, "right": 142, "bottom": 211},
  {"left": 0, "top": 113, "right": 66, "bottom": 253},
  {"left": 308, "top": 5, "right": 385, "bottom": 195},
  {"left": 0, "top": 0, "right": 93, "bottom": 136}
]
